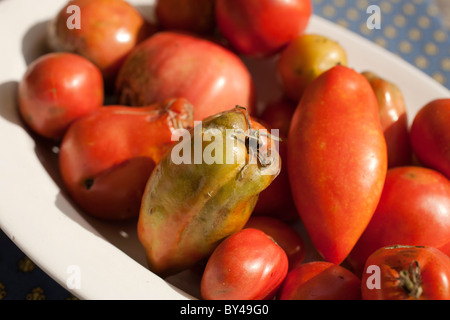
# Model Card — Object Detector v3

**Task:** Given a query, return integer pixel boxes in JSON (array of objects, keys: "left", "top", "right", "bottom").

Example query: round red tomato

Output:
[
  {"left": 18, "top": 52, "right": 104, "bottom": 140},
  {"left": 215, "top": 0, "right": 312, "bottom": 57},
  {"left": 244, "top": 216, "right": 305, "bottom": 270},
  {"left": 410, "top": 98, "right": 450, "bottom": 179},
  {"left": 115, "top": 31, "right": 255, "bottom": 121},
  {"left": 200, "top": 228, "right": 288, "bottom": 300},
  {"left": 278, "top": 261, "right": 361, "bottom": 300},
  {"left": 362, "top": 245, "right": 450, "bottom": 300},
  {"left": 347, "top": 166, "right": 450, "bottom": 277},
  {"left": 155, "top": 0, "right": 216, "bottom": 35},
  {"left": 47, "top": 0, "right": 154, "bottom": 88}
]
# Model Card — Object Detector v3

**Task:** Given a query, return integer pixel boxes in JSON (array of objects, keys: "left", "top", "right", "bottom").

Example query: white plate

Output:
[{"left": 0, "top": 0, "right": 449, "bottom": 300}]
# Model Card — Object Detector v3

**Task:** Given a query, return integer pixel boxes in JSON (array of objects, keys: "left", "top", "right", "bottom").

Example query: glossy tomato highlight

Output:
[{"left": 18, "top": 52, "right": 104, "bottom": 140}]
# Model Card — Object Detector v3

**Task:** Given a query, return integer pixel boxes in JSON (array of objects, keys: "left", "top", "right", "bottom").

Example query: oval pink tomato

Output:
[
  {"left": 18, "top": 52, "right": 104, "bottom": 140},
  {"left": 200, "top": 228, "right": 288, "bottom": 300},
  {"left": 115, "top": 31, "right": 255, "bottom": 121},
  {"left": 215, "top": 0, "right": 312, "bottom": 57},
  {"left": 244, "top": 216, "right": 305, "bottom": 270}
]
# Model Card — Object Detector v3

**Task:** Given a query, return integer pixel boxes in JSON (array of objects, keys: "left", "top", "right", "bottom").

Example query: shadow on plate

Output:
[
  {"left": 22, "top": 19, "right": 52, "bottom": 66},
  {"left": 0, "top": 81, "right": 21, "bottom": 126}
]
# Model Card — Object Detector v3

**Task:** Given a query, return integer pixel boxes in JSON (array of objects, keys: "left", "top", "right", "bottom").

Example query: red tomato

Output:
[
  {"left": 200, "top": 228, "right": 288, "bottom": 300},
  {"left": 59, "top": 98, "right": 193, "bottom": 220},
  {"left": 155, "top": 0, "right": 216, "bottom": 35},
  {"left": 287, "top": 65, "right": 387, "bottom": 265},
  {"left": 362, "top": 245, "right": 450, "bottom": 300},
  {"left": 278, "top": 261, "right": 361, "bottom": 300},
  {"left": 253, "top": 98, "right": 298, "bottom": 222},
  {"left": 410, "top": 98, "right": 450, "bottom": 180},
  {"left": 47, "top": 0, "right": 155, "bottom": 88},
  {"left": 347, "top": 166, "right": 450, "bottom": 277},
  {"left": 215, "top": 0, "right": 312, "bottom": 57},
  {"left": 18, "top": 52, "right": 103, "bottom": 140},
  {"left": 115, "top": 31, "right": 255, "bottom": 121},
  {"left": 363, "top": 71, "right": 412, "bottom": 168},
  {"left": 244, "top": 216, "right": 305, "bottom": 270}
]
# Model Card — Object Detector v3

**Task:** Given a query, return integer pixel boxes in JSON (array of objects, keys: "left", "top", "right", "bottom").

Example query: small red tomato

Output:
[
  {"left": 200, "top": 228, "right": 288, "bottom": 300},
  {"left": 347, "top": 166, "right": 450, "bottom": 277},
  {"left": 362, "top": 245, "right": 450, "bottom": 300},
  {"left": 155, "top": 0, "right": 216, "bottom": 35},
  {"left": 215, "top": 0, "right": 312, "bottom": 57},
  {"left": 18, "top": 52, "right": 104, "bottom": 140},
  {"left": 278, "top": 261, "right": 361, "bottom": 300},
  {"left": 410, "top": 98, "right": 450, "bottom": 179},
  {"left": 48, "top": 0, "right": 154, "bottom": 88},
  {"left": 244, "top": 216, "right": 305, "bottom": 270}
]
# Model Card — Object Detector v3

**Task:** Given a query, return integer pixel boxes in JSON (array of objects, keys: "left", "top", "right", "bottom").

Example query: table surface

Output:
[{"left": 1, "top": 0, "right": 449, "bottom": 300}]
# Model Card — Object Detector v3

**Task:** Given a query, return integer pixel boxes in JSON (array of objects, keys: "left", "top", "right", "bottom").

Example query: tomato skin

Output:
[
  {"left": 244, "top": 216, "right": 305, "bottom": 270},
  {"left": 59, "top": 98, "right": 193, "bottom": 220},
  {"left": 277, "top": 34, "right": 348, "bottom": 103},
  {"left": 362, "top": 246, "right": 450, "bottom": 300},
  {"left": 18, "top": 52, "right": 103, "bottom": 140},
  {"left": 254, "top": 99, "right": 298, "bottom": 222},
  {"left": 347, "top": 166, "right": 450, "bottom": 277},
  {"left": 287, "top": 65, "right": 387, "bottom": 265},
  {"left": 200, "top": 228, "right": 288, "bottom": 300},
  {"left": 410, "top": 98, "right": 450, "bottom": 180},
  {"left": 48, "top": 0, "right": 154, "bottom": 88},
  {"left": 362, "top": 71, "right": 412, "bottom": 168},
  {"left": 155, "top": 0, "right": 215, "bottom": 35},
  {"left": 115, "top": 31, "right": 255, "bottom": 121},
  {"left": 278, "top": 261, "right": 361, "bottom": 300},
  {"left": 215, "top": 0, "right": 312, "bottom": 57}
]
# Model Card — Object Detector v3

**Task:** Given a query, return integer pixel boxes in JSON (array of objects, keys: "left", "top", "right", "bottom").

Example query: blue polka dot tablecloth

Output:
[
  {"left": 0, "top": 0, "right": 449, "bottom": 300},
  {"left": 312, "top": 0, "right": 450, "bottom": 89}
]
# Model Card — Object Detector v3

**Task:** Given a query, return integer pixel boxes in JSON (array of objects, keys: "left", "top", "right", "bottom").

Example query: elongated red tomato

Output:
[
  {"left": 287, "top": 65, "right": 388, "bottom": 265},
  {"left": 59, "top": 98, "right": 193, "bottom": 220},
  {"left": 362, "top": 245, "right": 450, "bottom": 300},
  {"left": 200, "top": 228, "right": 288, "bottom": 300}
]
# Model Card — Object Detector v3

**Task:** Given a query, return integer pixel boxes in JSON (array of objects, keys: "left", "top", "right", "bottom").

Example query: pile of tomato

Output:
[{"left": 17, "top": 0, "right": 450, "bottom": 300}]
